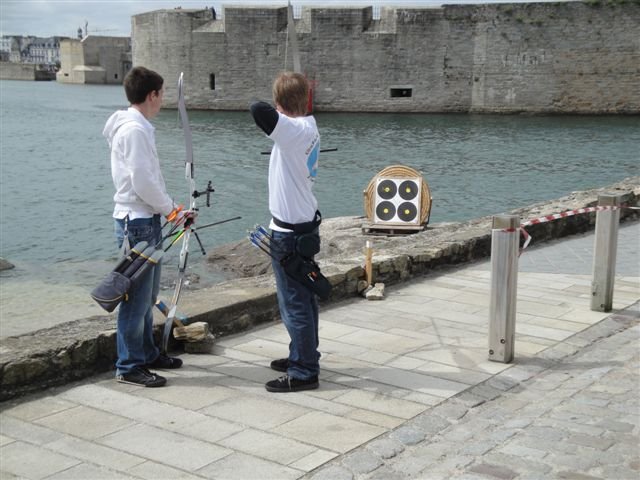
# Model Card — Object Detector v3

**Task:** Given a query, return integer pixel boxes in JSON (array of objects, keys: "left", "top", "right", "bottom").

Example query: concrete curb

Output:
[{"left": 1, "top": 178, "right": 638, "bottom": 401}]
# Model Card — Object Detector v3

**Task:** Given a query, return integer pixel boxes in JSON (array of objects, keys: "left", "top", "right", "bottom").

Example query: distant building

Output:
[
  {"left": 0, "top": 36, "right": 18, "bottom": 61},
  {"left": 26, "top": 37, "right": 63, "bottom": 67},
  {"left": 0, "top": 36, "right": 23, "bottom": 63},
  {"left": 57, "top": 35, "right": 131, "bottom": 84},
  {"left": 0, "top": 35, "right": 67, "bottom": 67}
]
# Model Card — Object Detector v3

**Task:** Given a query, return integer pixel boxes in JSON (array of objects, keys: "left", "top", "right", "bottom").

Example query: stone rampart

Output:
[
  {"left": 0, "top": 62, "right": 53, "bottom": 81},
  {"left": 0, "top": 62, "right": 35, "bottom": 81},
  {"left": 132, "top": 2, "right": 640, "bottom": 113},
  {"left": 0, "top": 177, "right": 638, "bottom": 400}
]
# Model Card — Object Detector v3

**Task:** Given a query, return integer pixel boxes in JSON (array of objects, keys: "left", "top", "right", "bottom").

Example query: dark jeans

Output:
[
  {"left": 113, "top": 215, "right": 162, "bottom": 375},
  {"left": 270, "top": 229, "right": 320, "bottom": 380}
]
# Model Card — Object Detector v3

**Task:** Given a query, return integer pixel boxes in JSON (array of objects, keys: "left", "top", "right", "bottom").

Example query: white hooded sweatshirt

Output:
[{"left": 103, "top": 107, "right": 174, "bottom": 219}]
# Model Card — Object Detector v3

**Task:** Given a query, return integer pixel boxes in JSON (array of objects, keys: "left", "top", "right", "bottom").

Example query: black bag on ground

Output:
[
  {"left": 90, "top": 271, "right": 131, "bottom": 312},
  {"left": 281, "top": 253, "right": 332, "bottom": 301}
]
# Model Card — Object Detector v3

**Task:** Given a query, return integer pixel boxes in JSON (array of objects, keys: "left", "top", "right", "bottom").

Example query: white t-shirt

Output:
[{"left": 268, "top": 113, "right": 320, "bottom": 230}]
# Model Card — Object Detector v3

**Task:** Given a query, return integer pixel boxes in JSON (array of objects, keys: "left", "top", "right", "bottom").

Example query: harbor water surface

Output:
[{"left": 0, "top": 80, "right": 638, "bottom": 331}]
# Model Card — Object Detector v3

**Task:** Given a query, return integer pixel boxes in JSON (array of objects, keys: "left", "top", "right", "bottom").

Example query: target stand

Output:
[{"left": 362, "top": 165, "right": 432, "bottom": 235}]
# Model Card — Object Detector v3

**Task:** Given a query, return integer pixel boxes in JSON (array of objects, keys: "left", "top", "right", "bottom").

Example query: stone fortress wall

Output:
[
  {"left": 132, "top": 2, "right": 640, "bottom": 113},
  {"left": 56, "top": 36, "right": 131, "bottom": 84},
  {"left": 0, "top": 62, "right": 42, "bottom": 80}
]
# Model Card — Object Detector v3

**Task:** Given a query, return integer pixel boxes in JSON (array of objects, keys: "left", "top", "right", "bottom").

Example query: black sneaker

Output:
[
  {"left": 270, "top": 358, "right": 289, "bottom": 372},
  {"left": 147, "top": 353, "right": 183, "bottom": 369},
  {"left": 265, "top": 374, "right": 319, "bottom": 393},
  {"left": 116, "top": 367, "right": 167, "bottom": 387}
]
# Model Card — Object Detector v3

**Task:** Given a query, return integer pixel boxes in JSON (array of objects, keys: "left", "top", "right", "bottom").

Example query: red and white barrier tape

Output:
[
  {"left": 522, "top": 205, "right": 620, "bottom": 227},
  {"left": 495, "top": 204, "right": 639, "bottom": 254},
  {"left": 492, "top": 226, "right": 532, "bottom": 252}
]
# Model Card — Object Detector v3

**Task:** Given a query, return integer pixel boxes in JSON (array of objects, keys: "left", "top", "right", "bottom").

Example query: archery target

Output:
[
  {"left": 373, "top": 177, "right": 421, "bottom": 225},
  {"left": 376, "top": 201, "right": 396, "bottom": 221},
  {"left": 377, "top": 179, "right": 397, "bottom": 200},
  {"left": 397, "top": 202, "right": 418, "bottom": 222},
  {"left": 398, "top": 180, "right": 419, "bottom": 200}
]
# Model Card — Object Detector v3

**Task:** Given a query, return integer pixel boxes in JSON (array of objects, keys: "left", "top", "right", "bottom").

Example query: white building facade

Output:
[{"left": 0, "top": 35, "right": 66, "bottom": 67}]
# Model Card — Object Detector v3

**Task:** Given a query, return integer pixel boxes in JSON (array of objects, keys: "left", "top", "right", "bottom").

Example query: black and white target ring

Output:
[{"left": 376, "top": 201, "right": 396, "bottom": 221}]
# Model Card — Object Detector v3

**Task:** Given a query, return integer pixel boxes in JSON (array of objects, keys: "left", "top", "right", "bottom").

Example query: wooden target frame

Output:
[{"left": 363, "top": 165, "right": 432, "bottom": 233}]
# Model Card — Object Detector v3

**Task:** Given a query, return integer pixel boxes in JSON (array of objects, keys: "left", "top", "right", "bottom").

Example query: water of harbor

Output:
[{"left": 0, "top": 79, "right": 638, "bottom": 333}]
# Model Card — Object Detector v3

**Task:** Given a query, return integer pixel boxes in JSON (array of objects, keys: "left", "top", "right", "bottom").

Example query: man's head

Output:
[
  {"left": 272, "top": 72, "right": 309, "bottom": 117},
  {"left": 124, "top": 66, "right": 164, "bottom": 118}
]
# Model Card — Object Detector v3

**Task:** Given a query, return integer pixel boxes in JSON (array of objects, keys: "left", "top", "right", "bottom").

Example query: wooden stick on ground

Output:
[{"left": 364, "top": 240, "right": 373, "bottom": 287}]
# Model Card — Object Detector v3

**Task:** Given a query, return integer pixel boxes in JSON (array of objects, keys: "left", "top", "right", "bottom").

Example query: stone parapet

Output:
[
  {"left": 0, "top": 62, "right": 54, "bottom": 81},
  {"left": 0, "top": 177, "right": 637, "bottom": 400},
  {"left": 133, "top": 3, "right": 640, "bottom": 113}
]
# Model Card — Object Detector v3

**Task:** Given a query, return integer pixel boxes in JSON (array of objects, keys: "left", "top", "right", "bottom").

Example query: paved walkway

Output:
[{"left": 0, "top": 223, "right": 638, "bottom": 480}]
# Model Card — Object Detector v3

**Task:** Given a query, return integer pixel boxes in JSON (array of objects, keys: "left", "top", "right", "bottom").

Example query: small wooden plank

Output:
[{"left": 361, "top": 223, "right": 424, "bottom": 236}]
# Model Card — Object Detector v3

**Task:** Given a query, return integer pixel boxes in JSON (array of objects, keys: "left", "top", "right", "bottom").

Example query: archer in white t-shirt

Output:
[{"left": 250, "top": 72, "right": 322, "bottom": 393}]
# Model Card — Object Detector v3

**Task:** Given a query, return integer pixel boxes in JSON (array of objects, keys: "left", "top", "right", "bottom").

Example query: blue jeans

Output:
[
  {"left": 114, "top": 216, "right": 162, "bottom": 375},
  {"left": 270, "top": 229, "right": 320, "bottom": 380}
]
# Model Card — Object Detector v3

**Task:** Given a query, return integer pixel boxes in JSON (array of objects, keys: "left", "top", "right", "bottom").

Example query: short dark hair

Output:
[
  {"left": 123, "top": 66, "right": 164, "bottom": 105},
  {"left": 272, "top": 72, "right": 309, "bottom": 117}
]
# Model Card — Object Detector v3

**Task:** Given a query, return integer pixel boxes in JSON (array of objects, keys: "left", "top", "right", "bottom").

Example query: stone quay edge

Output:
[{"left": 1, "top": 176, "right": 638, "bottom": 401}]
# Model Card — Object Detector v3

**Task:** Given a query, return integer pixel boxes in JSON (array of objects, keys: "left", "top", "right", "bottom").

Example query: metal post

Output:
[
  {"left": 590, "top": 193, "right": 622, "bottom": 312},
  {"left": 488, "top": 215, "right": 520, "bottom": 363}
]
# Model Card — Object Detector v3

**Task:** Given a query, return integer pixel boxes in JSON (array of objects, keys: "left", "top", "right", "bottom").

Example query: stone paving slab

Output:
[
  {"left": 307, "top": 310, "right": 639, "bottom": 480},
  {"left": 0, "top": 224, "right": 639, "bottom": 479}
]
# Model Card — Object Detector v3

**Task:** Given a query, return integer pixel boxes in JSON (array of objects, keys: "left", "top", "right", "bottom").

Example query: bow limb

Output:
[
  {"left": 286, "top": 1, "right": 301, "bottom": 73},
  {"left": 161, "top": 72, "right": 196, "bottom": 354}
]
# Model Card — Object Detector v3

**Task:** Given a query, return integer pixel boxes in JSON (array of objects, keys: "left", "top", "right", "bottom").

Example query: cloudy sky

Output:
[
  {"left": 0, "top": 0, "right": 545, "bottom": 38},
  {"left": 1, "top": 0, "right": 222, "bottom": 37}
]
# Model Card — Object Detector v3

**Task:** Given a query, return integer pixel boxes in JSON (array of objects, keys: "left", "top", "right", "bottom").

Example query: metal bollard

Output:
[
  {"left": 488, "top": 215, "right": 520, "bottom": 363},
  {"left": 590, "top": 193, "right": 622, "bottom": 312}
]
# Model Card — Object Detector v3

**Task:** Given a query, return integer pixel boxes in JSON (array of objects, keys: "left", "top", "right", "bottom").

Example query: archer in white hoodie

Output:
[{"left": 102, "top": 66, "right": 183, "bottom": 388}]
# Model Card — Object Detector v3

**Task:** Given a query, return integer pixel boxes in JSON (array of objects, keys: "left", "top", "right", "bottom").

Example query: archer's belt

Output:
[{"left": 272, "top": 210, "right": 322, "bottom": 234}]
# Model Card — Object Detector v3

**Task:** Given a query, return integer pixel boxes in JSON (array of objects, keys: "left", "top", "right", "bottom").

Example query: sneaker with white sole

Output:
[
  {"left": 116, "top": 367, "right": 167, "bottom": 387},
  {"left": 265, "top": 374, "right": 318, "bottom": 393}
]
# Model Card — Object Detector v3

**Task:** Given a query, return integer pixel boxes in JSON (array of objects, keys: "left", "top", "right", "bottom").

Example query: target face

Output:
[
  {"left": 399, "top": 180, "right": 419, "bottom": 201},
  {"left": 397, "top": 202, "right": 418, "bottom": 222},
  {"left": 374, "top": 177, "right": 421, "bottom": 225},
  {"left": 377, "top": 180, "right": 397, "bottom": 200},
  {"left": 375, "top": 201, "right": 396, "bottom": 221}
]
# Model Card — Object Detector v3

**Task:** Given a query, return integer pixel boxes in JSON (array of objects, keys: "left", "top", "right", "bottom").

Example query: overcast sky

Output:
[{"left": 1, "top": 0, "right": 560, "bottom": 38}]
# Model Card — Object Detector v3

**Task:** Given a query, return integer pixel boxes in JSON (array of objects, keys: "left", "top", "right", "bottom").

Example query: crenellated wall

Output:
[{"left": 132, "top": 2, "right": 640, "bottom": 113}]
